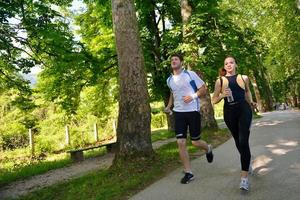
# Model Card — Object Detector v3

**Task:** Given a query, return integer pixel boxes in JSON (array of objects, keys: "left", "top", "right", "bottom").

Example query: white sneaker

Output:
[{"left": 239, "top": 178, "right": 249, "bottom": 191}]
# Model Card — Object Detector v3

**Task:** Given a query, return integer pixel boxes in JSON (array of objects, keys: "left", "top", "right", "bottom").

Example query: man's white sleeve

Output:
[{"left": 190, "top": 71, "right": 205, "bottom": 89}]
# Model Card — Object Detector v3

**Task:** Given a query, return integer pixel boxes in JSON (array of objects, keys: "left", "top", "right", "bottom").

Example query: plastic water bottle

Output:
[{"left": 226, "top": 87, "right": 234, "bottom": 103}]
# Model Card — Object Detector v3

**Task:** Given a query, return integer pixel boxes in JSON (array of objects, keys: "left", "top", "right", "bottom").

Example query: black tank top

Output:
[{"left": 224, "top": 74, "right": 245, "bottom": 104}]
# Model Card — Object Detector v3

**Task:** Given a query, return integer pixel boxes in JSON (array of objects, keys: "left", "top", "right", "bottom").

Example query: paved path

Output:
[
  {"left": 0, "top": 138, "right": 176, "bottom": 199},
  {"left": 131, "top": 110, "right": 300, "bottom": 200}
]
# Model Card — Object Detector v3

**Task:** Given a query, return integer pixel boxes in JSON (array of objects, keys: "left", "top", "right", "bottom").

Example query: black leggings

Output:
[{"left": 224, "top": 101, "right": 252, "bottom": 171}]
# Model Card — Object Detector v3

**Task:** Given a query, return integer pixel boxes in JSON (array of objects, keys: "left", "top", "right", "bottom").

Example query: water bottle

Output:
[{"left": 226, "top": 87, "right": 234, "bottom": 103}]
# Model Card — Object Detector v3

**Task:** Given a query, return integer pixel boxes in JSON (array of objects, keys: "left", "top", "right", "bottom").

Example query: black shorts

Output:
[{"left": 174, "top": 111, "right": 201, "bottom": 141}]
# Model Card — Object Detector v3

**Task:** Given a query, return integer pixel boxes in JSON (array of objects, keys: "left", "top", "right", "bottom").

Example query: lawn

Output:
[
  {"left": 0, "top": 129, "right": 174, "bottom": 187},
  {"left": 12, "top": 128, "right": 230, "bottom": 200}
]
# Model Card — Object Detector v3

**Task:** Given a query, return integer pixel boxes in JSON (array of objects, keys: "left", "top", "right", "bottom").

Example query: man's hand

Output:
[
  {"left": 183, "top": 95, "right": 193, "bottom": 103},
  {"left": 164, "top": 107, "right": 173, "bottom": 115}
]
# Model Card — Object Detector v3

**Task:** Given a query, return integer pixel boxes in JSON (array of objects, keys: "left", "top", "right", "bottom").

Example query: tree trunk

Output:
[
  {"left": 252, "top": 66, "right": 273, "bottom": 112},
  {"left": 164, "top": 95, "right": 175, "bottom": 131},
  {"left": 200, "top": 92, "right": 218, "bottom": 129},
  {"left": 111, "top": 0, "right": 153, "bottom": 159},
  {"left": 251, "top": 75, "right": 264, "bottom": 112},
  {"left": 180, "top": 0, "right": 218, "bottom": 129}
]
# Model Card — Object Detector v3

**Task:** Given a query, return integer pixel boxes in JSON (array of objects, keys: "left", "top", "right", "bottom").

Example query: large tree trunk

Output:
[
  {"left": 252, "top": 65, "right": 273, "bottom": 112},
  {"left": 164, "top": 95, "right": 175, "bottom": 131},
  {"left": 251, "top": 75, "right": 264, "bottom": 112},
  {"left": 180, "top": 0, "right": 218, "bottom": 129},
  {"left": 111, "top": 0, "right": 153, "bottom": 159}
]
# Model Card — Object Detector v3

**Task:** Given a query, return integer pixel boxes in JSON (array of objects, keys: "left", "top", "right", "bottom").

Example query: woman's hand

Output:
[
  {"left": 250, "top": 102, "right": 257, "bottom": 108},
  {"left": 223, "top": 88, "right": 232, "bottom": 97}
]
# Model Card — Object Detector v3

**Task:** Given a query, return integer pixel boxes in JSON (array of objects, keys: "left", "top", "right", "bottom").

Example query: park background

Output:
[{"left": 0, "top": 0, "right": 299, "bottom": 198}]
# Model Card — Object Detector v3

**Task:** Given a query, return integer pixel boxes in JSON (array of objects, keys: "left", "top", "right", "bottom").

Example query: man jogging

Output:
[{"left": 165, "top": 53, "right": 214, "bottom": 184}]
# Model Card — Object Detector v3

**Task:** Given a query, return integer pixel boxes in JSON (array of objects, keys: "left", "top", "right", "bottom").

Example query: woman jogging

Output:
[{"left": 212, "top": 56, "right": 255, "bottom": 191}]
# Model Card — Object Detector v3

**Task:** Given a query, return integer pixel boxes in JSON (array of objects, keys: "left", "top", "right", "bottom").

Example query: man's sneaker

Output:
[
  {"left": 239, "top": 178, "right": 249, "bottom": 191},
  {"left": 181, "top": 172, "right": 194, "bottom": 184},
  {"left": 206, "top": 144, "right": 214, "bottom": 163}
]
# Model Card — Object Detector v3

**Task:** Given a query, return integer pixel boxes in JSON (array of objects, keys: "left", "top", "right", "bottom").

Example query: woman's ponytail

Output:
[{"left": 219, "top": 67, "right": 226, "bottom": 77}]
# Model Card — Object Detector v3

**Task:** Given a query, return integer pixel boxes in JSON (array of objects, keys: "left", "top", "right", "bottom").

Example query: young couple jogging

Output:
[{"left": 165, "top": 53, "right": 254, "bottom": 191}]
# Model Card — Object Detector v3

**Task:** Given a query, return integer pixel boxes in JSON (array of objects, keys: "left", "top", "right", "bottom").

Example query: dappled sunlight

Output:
[
  {"left": 278, "top": 140, "right": 298, "bottom": 147},
  {"left": 265, "top": 144, "right": 277, "bottom": 148},
  {"left": 265, "top": 139, "right": 298, "bottom": 156},
  {"left": 253, "top": 120, "right": 284, "bottom": 127},
  {"left": 253, "top": 139, "right": 300, "bottom": 176},
  {"left": 270, "top": 148, "right": 292, "bottom": 155},
  {"left": 257, "top": 167, "right": 274, "bottom": 176},
  {"left": 252, "top": 155, "right": 273, "bottom": 170}
]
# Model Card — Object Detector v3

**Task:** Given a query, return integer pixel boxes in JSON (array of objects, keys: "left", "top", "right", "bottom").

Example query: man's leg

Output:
[
  {"left": 191, "top": 140, "right": 209, "bottom": 152},
  {"left": 177, "top": 139, "right": 191, "bottom": 172},
  {"left": 189, "top": 111, "right": 213, "bottom": 162}
]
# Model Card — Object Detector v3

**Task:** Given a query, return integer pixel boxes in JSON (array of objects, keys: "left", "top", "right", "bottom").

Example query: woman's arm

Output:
[{"left": 212, "top": 79, "right": 225, "bottom": 104}]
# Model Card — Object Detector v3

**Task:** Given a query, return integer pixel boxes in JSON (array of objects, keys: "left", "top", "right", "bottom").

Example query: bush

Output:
[
  {"left": 0, "top": 122, "right": 28, "bottom": 150},
  {"left": 151, "top": 112, "right": 167, "bottom": 129}
]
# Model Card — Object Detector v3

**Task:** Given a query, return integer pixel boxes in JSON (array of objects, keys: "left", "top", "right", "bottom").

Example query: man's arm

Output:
[
  {"left": 166, "top": 93, "right": 173, "bottom": 109},
  {"left": 183, "top": 84, "right": 207, "bottom": 103}
]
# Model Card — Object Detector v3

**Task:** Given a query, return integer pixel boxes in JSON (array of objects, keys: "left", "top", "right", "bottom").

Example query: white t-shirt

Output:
[{"left": 167, "top": 70, "right": 205, "bottom": 112}]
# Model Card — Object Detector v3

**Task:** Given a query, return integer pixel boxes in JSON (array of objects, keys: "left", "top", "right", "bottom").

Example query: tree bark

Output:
[
  {"left": 251, "top": 75, "right": 264, "bottom": 112},
  {"left": 180, "top": 0, "right": 218, "bottom": 129},
  {"left": 252, "top": 65, "right": 273, "bottom": 112},
  {"left": 111, "top": 0, "right": 153, "bottom": 159},
  {"left": 164, "top": 95, "right": 175, "bottom": 131}
]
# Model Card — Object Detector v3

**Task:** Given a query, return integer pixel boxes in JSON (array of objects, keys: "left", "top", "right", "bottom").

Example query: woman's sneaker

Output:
[
  {"left": 206, "top": 144, "right": 214, "bottom": 163},
  {"left": 239, "top": 177, "right": 249, "bottom": 191},
  {"left": 181, "top": 172, "right": 194, "bottom": 184}
]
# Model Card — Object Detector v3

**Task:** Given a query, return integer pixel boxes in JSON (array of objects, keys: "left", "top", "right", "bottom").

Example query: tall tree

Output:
[
  {"left": 111, "top": 0, "right": 153, "bottom": 159},
  {"left": 135, "top": 0, "right": 181, "bottom": 131},
  {"left": 180, "top": 0, "right": 218, "bottom": 128}
]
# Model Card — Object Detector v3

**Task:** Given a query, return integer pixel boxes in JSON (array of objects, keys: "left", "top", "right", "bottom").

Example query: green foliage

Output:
[{"left": 221, "top": 0, "right": 300, "bottom": 105}]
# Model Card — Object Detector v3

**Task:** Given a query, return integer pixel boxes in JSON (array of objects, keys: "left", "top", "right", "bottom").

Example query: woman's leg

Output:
[
  {"left": 238, "top": 102, "right": 253, "bottom": 177},
  {"left": 224, "top": 106, "right": 240, "bottom": 152}
]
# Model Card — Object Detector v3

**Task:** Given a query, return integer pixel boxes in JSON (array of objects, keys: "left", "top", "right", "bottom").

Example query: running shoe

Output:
[
  {"left": 206, "top": 144, "right": 214, "bottom": 163},
  {"left": 181, "top": 172, "right": 194, "bottom": 184},
  {"left": 239, "top": 177, "right": 249, "bottom": 191}
]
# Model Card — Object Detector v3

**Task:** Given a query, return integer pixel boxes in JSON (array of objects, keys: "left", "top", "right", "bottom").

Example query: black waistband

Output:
[{"left": 225, "top": 100, "right": 247, "bottom": 106}]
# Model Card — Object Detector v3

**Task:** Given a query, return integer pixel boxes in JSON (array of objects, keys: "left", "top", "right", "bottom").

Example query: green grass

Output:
[
  {"left": 11, "top": 128, "right": 230, "bottom": 200},
  {"left": 0, "top": 129, "right": 173, "bottom": 187},
  {"left": 151, "top": 129, "right": 174, "bottom": 142},
  {"left": 0, "top": 157, "right": 71, "bottom": 187},
  {"left": 0, "top": 147, "right": 108, "bottom": 187}
]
